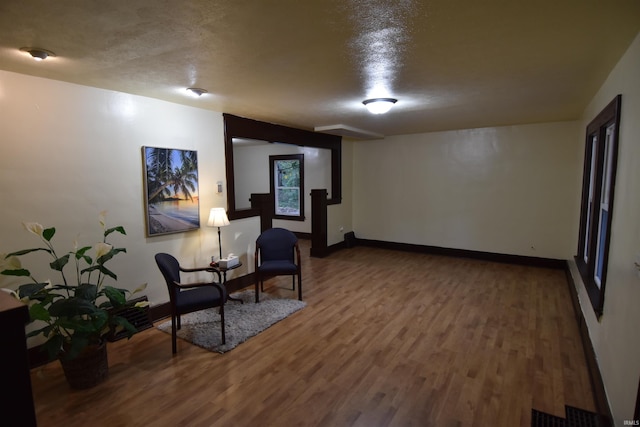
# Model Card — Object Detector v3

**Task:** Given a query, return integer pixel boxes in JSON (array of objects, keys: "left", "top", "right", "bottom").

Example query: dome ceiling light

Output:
[
  {"left": 186, "top": 87, "right": 208, "bottom": 97},
  {"left": 362, "top": 98, "right": 397, "bottom": 114},
  {"left": 20, "top": 47, "right": 56, "bottom": 61}
]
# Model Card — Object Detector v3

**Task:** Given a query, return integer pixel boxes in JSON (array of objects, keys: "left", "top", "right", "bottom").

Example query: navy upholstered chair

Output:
[
  {"left": 254, "top": 228, "right": 302, "bottom": 303},
  {"left": 155, "top": 253, "right": 227, "bottom": 354}
]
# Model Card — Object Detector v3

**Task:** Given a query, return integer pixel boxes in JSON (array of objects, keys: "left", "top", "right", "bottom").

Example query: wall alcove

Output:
[{"left": 223, "top": 113, "right": 342, "bottom": 221}]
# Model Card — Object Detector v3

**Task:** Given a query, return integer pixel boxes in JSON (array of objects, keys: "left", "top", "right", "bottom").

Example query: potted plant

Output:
[{"left": 0, "top": 212, "right": 147, "bottom": 389}]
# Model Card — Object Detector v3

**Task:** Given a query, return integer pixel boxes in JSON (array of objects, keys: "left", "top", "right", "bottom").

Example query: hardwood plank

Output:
[{"left": 27, "top": 242, "right": 596, "bottom": 426}]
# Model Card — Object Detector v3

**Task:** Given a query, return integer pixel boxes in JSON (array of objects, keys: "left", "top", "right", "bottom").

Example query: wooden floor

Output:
[{"left": 29, "top": 241, "right": 596, "bottom": 426}]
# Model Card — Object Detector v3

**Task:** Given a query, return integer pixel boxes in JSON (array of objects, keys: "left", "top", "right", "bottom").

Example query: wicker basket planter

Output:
[{"left": 59, "top": 341, "right": 108, "bottom": 389}]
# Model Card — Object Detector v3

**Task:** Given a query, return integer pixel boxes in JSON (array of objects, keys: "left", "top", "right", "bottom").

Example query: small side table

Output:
[{"left": 208, "top": 261, "right": 243, "bottom": 303}]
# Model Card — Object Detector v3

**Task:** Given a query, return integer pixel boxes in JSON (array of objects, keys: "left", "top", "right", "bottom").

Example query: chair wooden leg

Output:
[
  {"left": 171, "top": 316, "right": 177, "bottom": 354},
  {"left": 291, "top": 276, "right": 295, "bottom": 291},
  {"left": 219, "top": 305, "right": 226, "bottom": 345},
  {"left": 255, "top": 280, "right": 260, "bottom": 303}
]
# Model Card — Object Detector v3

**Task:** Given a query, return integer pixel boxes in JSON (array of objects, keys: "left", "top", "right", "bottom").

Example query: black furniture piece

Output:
[
  {"left": 209, "top": 261, "right": 244, "bottom": 303},
  {"left": 254, "top": 228, "right": 302, "bottom": 303},
  {"left": 0, "top": 291, "right": 37, "bottom": 426},
  {"left": 155, "top": 253, "right": 227, "bottom": 354}
]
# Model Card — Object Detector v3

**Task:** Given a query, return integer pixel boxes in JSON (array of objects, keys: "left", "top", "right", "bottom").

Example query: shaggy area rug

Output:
[{"left": 156, "top": 290, "right": 306, "bottom": 353}]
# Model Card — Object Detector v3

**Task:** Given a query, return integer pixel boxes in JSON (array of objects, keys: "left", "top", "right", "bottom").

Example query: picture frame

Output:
[{"left": 142, "top": 146, "right": 200, "bottom": 236}]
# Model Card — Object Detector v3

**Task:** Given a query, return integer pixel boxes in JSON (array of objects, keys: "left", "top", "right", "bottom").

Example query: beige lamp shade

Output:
[
  {"left": 208, "top": 208, "right": 230, "bottom": 260},
  {"left": 207, "top": 208, "right": 230, "bottom": 227}
]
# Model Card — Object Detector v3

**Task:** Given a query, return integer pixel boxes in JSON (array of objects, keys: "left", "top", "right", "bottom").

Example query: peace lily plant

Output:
[{"left": 1, "top": 213, "right": 147, "bottom": 361}]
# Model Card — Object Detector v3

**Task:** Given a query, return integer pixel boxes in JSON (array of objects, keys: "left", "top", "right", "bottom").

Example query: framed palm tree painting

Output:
[{"left": 142, "top": 146, "right": 200, "bottom": 236}]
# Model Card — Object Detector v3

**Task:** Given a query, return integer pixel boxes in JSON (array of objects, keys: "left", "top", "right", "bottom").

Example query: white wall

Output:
[
  {"left": 0, "top": 70, "right": 259, "bottom": 313},
  {"left": 352, "top": 121, "right": 582, "bottom": 260},
  {"left": 327, "top": 139, "right": 354, "bottom": 246},
  {"left": 569, "top": 32, "right": 640, "bottom": 425}
]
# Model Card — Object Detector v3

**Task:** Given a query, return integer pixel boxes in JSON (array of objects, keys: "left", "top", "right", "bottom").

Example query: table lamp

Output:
[{"left": 207, "top": 207, "right": 230, "bottom": 260}]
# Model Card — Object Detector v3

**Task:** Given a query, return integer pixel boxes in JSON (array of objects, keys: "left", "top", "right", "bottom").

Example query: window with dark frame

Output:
[
  {"left": 270, "top": 154, "right": 304, "bottom": 221},
  {"left": 575, "top": 94, "right": 621, "bottom": 317}
]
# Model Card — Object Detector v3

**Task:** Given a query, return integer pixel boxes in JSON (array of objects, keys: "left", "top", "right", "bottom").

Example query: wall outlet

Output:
[{"left": 339, "top": 226, "right": 344, "bottom": 232}]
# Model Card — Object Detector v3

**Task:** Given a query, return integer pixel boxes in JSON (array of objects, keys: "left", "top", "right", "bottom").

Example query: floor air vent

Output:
[
  {"left": 107, "top": 296, "right": 152, "bottom": 342},
  {"left": 531, "top": 406, "right": 606, "bottom": 427},
  {"left": 531, "top": 409, "right": 566, "bottom": 427}
]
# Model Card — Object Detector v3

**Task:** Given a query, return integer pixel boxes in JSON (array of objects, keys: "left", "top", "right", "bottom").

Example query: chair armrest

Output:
[
  {"left": 179, "top": 266, "right": 210, "bottom": 273},
  {"left": 179, "top": 265, "right": 222, "bottom": 282},
  {"left": 173, "top": 281, "right": 226, "bottom": 295}
]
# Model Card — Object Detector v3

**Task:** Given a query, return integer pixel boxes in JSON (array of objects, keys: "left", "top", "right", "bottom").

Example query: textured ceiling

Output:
[{"left": 1, "top": 1, "right": 639, "bottom": 138}]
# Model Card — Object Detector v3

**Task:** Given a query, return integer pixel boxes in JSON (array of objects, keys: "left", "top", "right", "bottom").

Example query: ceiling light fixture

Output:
[
  {"left": 363, "top": 98, "right": 397, "bottom": 114},
  {"left": 186, "top": 87, "right": 208, "bottom": 97},
  {"left": 20, "top": 47, "right": 56, "bottom": 61}
]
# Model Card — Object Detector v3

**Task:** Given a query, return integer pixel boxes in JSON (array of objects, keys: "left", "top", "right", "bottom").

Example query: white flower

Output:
[
  {"left": 0, "top": 254, "right": 22, "bottom": 271},
  {"left": 22, "top": 222, "right": 44, "bottom": 237},
  {"left": 94, "top": 242, "right": 112, "bottom": 259},
  {"left": 0, "top": 287, "right": 19, "bottom": 300},
  {"left": 132, "top": 283, "right": 148, "bottom": 294}
]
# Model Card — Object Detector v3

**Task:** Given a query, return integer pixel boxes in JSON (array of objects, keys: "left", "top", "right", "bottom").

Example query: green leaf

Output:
[
  {"left": 5, "top": 248, "right": 51, "bottom": 257},
  {"left": 29, "top": 303, "right": 51, "bottom": 322},
  {"left": 42, "top": 227, "right": 56, "bottom": 242},
  {"left": 74, "top": 283, "right": 98, "bottom": 301},
  {"left": 74, "top": 246, "right": 93, "bottom": 263},
  {"left": 48, "top": 297, "right": 100, "bottom": 317},
  {"left": 80, "top": 264, "right": 100, "bottom": 275},
  {"left": 81, "top": 264, "right": 118, "bottom": 280},
  {"left": 56, "top": 317, "right": 86, "bottom": 331},
  {"left": 42, "top": 335, "right": 64, "bottom": 361},
  {"left": 96, "top": 247, "right": 126, "bottom": 265},
  {"left": 108, "top": 285, "right": 130, "bottom": 294},
  {"left": 103, "top": 286, "right": 127, "bottom": 308},
  {"left": 1, "top": 268, "right": 31, "bottom": 276},
  {"left": 41, "top": 325, "right": 55, "bottom": 337},
  {"left": 99, "top": 265, "right": 117, "bottom": 280},
  {"left": 57, "top": 316, "right": 106, "bottom": 333},
  {"left": 18, "top": 282, "right": 47, "bottom": 298},
  {"left": 104, "top": 226, "right": 126, "bottom": 237},
  {"left": 75, "top": 245, "right": 92, "bottom": 255},
  {"left": 49, "top": 284, "right": 76, "bottom": 292},
  {"left": 27, "top": 325, "right": 53, "bottom": 338},
  {"left": 93, "top": 309, "right": 109, "bottom": 324},
  {"left": 98, "top": 301, "right": 113, "bottom": 309},
  {"left": 50, "top": 254, "right": 70, "bottom": 271},
  {"left": 110, "top": 315, "right": 137, "bottom": 339}
]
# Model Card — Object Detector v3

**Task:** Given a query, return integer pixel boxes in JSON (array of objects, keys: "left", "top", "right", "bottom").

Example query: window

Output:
[
  {"left": 270, "top": 154, "right": 304, "bottom": 221},
  {"left": 576, "top": 95, "right": 621, "bottom": 317}
]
